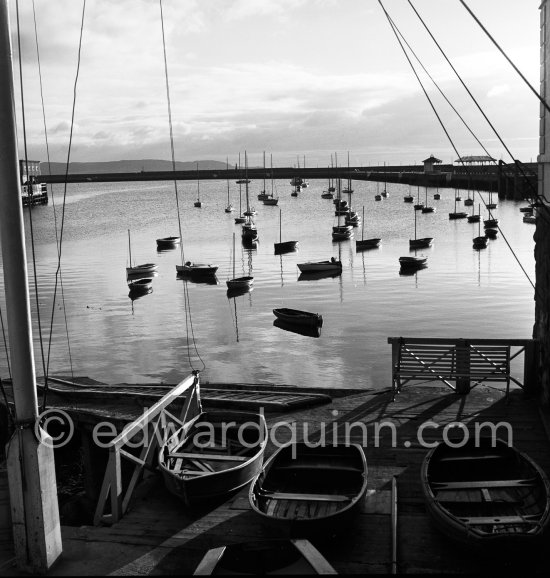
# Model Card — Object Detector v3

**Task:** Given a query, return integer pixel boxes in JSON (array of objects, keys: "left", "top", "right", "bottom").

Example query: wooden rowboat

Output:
[
  {"left": 156, "top": 236, "right": 181, "bottom": 249},
  {"left": 421, "top": 437, "right": 550, "bottom": 548},
  {"left": 159, "top": 410, "right": 267, "bottom": 507},
  {"left": 193, "top": 539, "right": 336, "bottom": 575},
  {"left": 297, "top": 260, "right": 342, "bottom": 273},
  {"left": 249, "top": 443, "right": 367, "bottom": 538},
  {"left": 273, "top": 308, "right": 322, "bottom": 328}
]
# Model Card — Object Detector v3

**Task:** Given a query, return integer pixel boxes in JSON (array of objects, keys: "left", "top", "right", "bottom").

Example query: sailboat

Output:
[
  {"left": 483, "top": 209, "right": 499, "bottom": 230},
  {"left": 464, "top": 189, "right": 474, "bottom": 206},
  {"left": 467, "top": 192, "right": 481, "bottom": 222},
  {"left": 241, "top": 152, "right": 259, "bottom": 243},
  {"left": 434, "top": 187, "right": 441, "bottom": 200},
  {"left": 356, "top": 206, "right": 381, "bottom": 250},
  {"left": 455, "top": 189, "right": 462, "bottom": 201},
  {"left": 487, "top": 189, "right": 498, "bottom": 209},
  {"left": 381, "top": 161, "right": 389, "bottom": 197},
  {"left": 342, "top": 151, "right": 354, "bottom": 195},
  {"left": 409, "top": 207, "right": 433, "bottom": 249},
  {"left": 374, "top": 177, "right": 382, "bottom": 201},
  {"left": 449, "top": 196, "right": 468, "bottom": 219},
  {"left": 226, "top": 233, "right": 253, "bottom": 291},
  {"left": 274, "top": 209, "right": 298, "bottom": 254},
  {"left": 263, "top": 154, "right": 279, "bottom": 205},
  {"left": 321, "top": 167, "right": 334, "bottom": 199},
  {"left": 404, "top": 184, "right": 414, "bottom": 203},
  {"left": 332, "top": 178, "right": 353, "bottom": 241},
  {"left": 224, "top": 157, "right": 234, "bottom": 213},
  {"left": 345, "top": 188, "right": 361, "bottom": 226},
  {"left": 126, "top": 229, "right": 158, "bottom": 278},
  {"left": 413, "top": 185, "right": 424, "bottom": 210},
  {"left": 473, "top": 204, "right": 488, "bottom": 249},
  {"left": 194, "top": 162, "right": 202, "bottom": 208},
  {"left": 421, "top": 187, "right": 435, "bottom": 213},
  {"left": 257, "top": 151, "right": 270, "bottom": 201},
  {"left": 234, "top": 154, "right": 246, "bottom": 224}
]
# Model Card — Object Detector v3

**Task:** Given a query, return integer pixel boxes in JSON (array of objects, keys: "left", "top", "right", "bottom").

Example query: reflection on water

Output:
[
  {"left": 273, "top": 319, "right": 322, "bottom": 338},
  {"left": 0, "top": 179, "right": 537, "bottom": 389}
]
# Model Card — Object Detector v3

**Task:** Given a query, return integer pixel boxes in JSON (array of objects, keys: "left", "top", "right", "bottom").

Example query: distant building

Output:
[
  {"left": 422, "top": 155, "right": 442, "bottom": 173},
  {"left": 454, "top": 155, "right": 496, "bottom": 165},
  {"left": 19, "top": 159, "right": 41, "bottom": 184}
]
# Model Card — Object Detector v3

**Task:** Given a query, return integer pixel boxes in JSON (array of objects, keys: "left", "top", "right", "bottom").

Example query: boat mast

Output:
[
  {"left": 233, "top": 232, "right": 236, "bottom": 278},
  {"left": 0, "top": 0, "right": 62, "bottom": 570},
  {"left": 262, "top": 150, "right": 266, "bottom": 194},
  {"left": 128, "top": 229, "right": 132, "bottom": 267},
  {"left": 279, "top": 208, "right": 282, "bottom": 243},
  {"left": 362, "top": 206, "right": 365, "bottom": 241},
  {"left": 226, "top": 157, "right": 230, "bottom": 205},
  {"left": 271, "top": 153, "right": 274, "bottom": 198},
  {"left": 196, "top": 161, "right": 200, "bottom": 202}
]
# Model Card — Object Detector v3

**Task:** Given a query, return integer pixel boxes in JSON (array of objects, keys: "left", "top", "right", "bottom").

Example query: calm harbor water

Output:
[{"left": 0, "top": 177, "right": 536, "bottom": 390}]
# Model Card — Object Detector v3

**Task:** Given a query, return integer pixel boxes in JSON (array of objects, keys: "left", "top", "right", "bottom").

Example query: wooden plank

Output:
[
  {"left": 193, "top": 546, "right": 226, "bottom": 575},
  {"left": 459, "top": 515, "right": 538, "bottom": 525},
  {"left": 433, "top": 479, "right": 536, "bottom": 490},
  {"left": 259, "top": 492, "right": 350, "bottom": 502},
  {"left": 169, "top": 452, "right": 247, "bottom": 462},
  {"left": 291, "top": 539, "right": 337, "bottom": 574}
]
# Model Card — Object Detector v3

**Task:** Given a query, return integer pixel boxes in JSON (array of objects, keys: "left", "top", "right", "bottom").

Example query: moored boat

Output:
[
  {"left": 159, "top": 409, "right": 267, "bottom": 507},
  {"left": 126, "top": 229, "right": 158, "bottom": 277},
  {"left": 297, "top": 259, "right": 342, "bottom": 273},
  {"left": 399, "top": 255, "right": 427, "bottom": 268},
  {"left": 177, "top": 262, "right": 218, "bottom": 277},
  {"left": 249, "top": 442, "right": 367, "bottom": 538},
  {"left": 272, "top": 308, "right": 323, "bottom": 327},
  {"left": 421, "top": 437, "right": 550, "bottom": 548},
  {"left": 156, "top": 236, "right": 181, "bottom": 249}
]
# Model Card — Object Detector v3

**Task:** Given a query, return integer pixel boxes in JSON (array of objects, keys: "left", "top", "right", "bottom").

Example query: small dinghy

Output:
[
  {"left": 273, "top": 308, "right": 322, "bottom": 328},
  {"left": 193, "top": 539, "right": 336, "bottom": 575},
  {"left": 159, "top": 410, "right": 267, "bottom": 507},
  {"left": 421, "top": 437, "right": 550, "bottom": 547},
  {"left": 249, "top": 443, "right": 367, "bottom": 538}
]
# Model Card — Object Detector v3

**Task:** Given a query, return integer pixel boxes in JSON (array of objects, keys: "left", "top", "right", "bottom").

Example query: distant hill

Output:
[{"left": 40, "top": 159, "right": 231, "bottom": 175}]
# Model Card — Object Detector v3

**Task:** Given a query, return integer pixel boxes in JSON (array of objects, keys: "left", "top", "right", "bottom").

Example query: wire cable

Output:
[
  {"left": 459, "top": 0, "right": 550, "bottom": 116},
  {"left": 158, "top": 0, "right": 205, "bottom": 372}
]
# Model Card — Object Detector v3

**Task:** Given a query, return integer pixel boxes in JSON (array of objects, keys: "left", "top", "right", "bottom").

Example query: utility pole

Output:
[{"left": 0, "top": 0, "right": 62, "bottom": 571}]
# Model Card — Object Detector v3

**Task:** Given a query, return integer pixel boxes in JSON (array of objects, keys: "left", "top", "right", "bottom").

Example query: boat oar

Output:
[{"left": 391, "top": 475, "right": 398, "bottom": 574}]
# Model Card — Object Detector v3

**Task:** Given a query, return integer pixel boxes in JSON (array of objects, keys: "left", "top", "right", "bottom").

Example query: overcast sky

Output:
[{"left": 10, "top": 0, "right": 541, "bottom": 167}]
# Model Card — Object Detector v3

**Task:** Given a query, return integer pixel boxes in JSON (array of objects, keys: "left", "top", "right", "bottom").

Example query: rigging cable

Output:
[
  {"left": 31, "top": 0, "right": 76, "bottom": 411},
  {"left": 408, "top": 0, "right": 543, "bottom": 206},
  {"left": 459, "top": 0, "right": 550, "bottom": 117},
  {"left": 42, "top": 0, "right": 87, "bottom": 411},
  {"left": 0, "top": 306, "right": 15, "bottom": 424},
  {"left": 158, "top": 0, "right": 206, "bottom": 372},
  {"left": 378, "top": 0, "right": 536, "bottom": 293},
  {"left": 15, "top": 0, "right": 49, "bottom": 403}
]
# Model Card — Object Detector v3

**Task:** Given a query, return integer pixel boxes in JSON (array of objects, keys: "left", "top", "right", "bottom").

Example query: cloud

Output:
[{"left": 487, "top": 84, "right": 511, "bottom": 98}]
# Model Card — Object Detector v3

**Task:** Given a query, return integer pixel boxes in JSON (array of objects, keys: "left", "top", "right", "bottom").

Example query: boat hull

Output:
[
  {"left": 399, "top": 256, "right": 427, "bottom": 268},
  {"left": 156, "top": 236, "right": 181, "bottom": 249},
  {"left": 126, "top": 263, "right": 158, "bottom": 277},
  {"left": 421, "top": 438, "right": 550, "bottom": 548},
  {"left": 297, "top": 261, "right": 341, "bottom": 273},
  {"left": 409, "top": 238, "right": 433, "bottom": 249},
  {"left": 176, "top": 263, "right": 218, "bottom": 277},
  {"left": 273, "top": 308, "right": 322, "bottom": 327},
  {"left": 226, "top": 276, "right": 254, "bottom": 290},
  {"left": 274, "top": 241, "right": 298, "bottom": 254},
  {"left": 249, "top": 443, "right": 367, "bottom": 539},
  {"left": 159, "top": 410, "right": 267, "bottom": 508},
  {"left": 356, "top": 238, "right": 381, "bottom": 251}
]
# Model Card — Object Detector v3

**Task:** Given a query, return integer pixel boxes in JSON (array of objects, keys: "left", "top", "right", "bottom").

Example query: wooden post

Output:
[
  {"left": 0, "top": 0, "right": 62, "bottom": 571},
  {"left": 455, "top": 340, "right": 471, "bottom": 394}
]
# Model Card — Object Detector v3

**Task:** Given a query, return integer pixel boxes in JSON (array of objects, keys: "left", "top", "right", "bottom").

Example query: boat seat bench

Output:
[
  {"left": 432, "top": 478, "right": 536, "bottom": 490},
  {"left": 169, "top": 452, "right": 248, "bottom": 462},
  {"left": 259, "top": 491, "right": 351, "bottom": 502},
  {"left": 387, "top": 337, "right": 534, "bottom": 401},
  {"left": 459, "top": 515, "right": 539, "bottom": 525}
]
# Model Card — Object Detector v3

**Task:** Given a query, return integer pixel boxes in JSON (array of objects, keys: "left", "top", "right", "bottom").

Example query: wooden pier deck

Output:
[{"left": 1, "top": 383, "right": 549, "bottom": 575}]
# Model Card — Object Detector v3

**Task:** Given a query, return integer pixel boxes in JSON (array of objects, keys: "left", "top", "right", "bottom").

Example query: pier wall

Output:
[
  {"left": 535, "top": 0, "right": 550, "bottom": 406},
  {"left": 534, "top": 205, "right": 550, "bottom": 405}
]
